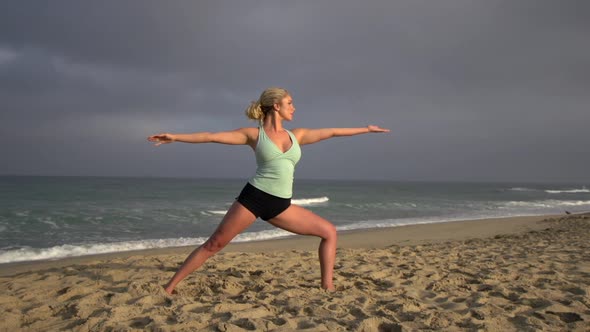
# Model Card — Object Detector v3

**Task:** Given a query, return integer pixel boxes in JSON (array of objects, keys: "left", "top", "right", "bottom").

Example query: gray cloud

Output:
[{"left": 1, "top": 0, "right": 589, "bottom": 182}]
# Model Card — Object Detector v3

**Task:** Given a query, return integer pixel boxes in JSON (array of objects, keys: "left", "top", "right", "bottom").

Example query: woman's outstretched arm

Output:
[
  {"left": 147, "top": 128, "right": 256, "bottom": 146},
  {"left": 292, "top": 125, "right": 389, "bottom": 145}
]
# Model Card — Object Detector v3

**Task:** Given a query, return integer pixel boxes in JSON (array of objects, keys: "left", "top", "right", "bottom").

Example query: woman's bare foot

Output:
[
  {"left": 322, "top": 284, "right": 336, "bottom": 292},
  {"left": 163, "top": 284, "right": 177, "bottom": 295}
]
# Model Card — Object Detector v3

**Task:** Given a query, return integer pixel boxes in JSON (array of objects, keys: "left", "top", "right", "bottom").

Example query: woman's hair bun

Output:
[{"left": 245, "top": 100, "right": 263, "bottom": 120}]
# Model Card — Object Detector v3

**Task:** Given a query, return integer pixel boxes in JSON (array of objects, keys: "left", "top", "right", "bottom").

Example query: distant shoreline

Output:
[
  {"left": 1, "top": 174, "right": 587, "bottom": 185},
  {"left": 0, "top": 213, "right": 560, "bottom": 277}
]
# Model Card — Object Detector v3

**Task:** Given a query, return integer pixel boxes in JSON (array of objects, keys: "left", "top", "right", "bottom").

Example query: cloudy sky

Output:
[{"left": 1, "top": 1, "right": 588, "bottom": 183}]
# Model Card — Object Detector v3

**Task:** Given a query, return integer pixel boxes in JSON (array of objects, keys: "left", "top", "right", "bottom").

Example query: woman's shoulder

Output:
[
  {"left": 234, "top": 127, "right": 259, "bottom": 133},
  {"left": 235, "top": 127, "right": 259, "bottom": 140},
  {"left": 289, "top": 127, "right": 307, "bottom": 140},
  {"left": 289, "top": 127, "right": 307, "bottom": 134}
]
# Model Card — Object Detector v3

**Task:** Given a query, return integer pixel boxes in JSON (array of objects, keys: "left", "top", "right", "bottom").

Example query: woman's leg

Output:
[
  {"left": 267, "top": 205, "right": 338, "bottom": 290},
  {"left": 164, "top": 201, "right": 257, "bottom": 294}
]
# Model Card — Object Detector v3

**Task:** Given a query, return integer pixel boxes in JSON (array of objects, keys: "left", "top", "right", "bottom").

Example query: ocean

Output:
[{"left": 1, "top": 176, "right": 589, "bottom": 264}]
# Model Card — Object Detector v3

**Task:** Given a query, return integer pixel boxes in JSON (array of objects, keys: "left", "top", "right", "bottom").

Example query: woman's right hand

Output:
[{"left": 147, "top": 133, "right": 175, "bottom": 146}]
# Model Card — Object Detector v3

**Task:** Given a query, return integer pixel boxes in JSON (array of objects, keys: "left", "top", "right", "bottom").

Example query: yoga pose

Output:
[{"left": 147, "top": 87, "right": 389, "bottom": 294}]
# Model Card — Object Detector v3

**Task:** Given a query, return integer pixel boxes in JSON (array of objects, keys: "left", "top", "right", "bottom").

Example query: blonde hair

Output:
[{"left": 245, "top": 87, "right": 289, "bottom": 122}]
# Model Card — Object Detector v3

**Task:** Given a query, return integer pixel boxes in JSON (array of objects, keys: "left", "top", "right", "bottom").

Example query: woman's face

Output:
[{"left": 276, "top": 95, "right": 295, "bottom": 121}]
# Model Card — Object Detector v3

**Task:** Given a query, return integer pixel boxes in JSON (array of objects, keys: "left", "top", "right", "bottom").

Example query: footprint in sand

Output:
[{"left": 546, "top": 311, "right": 583, "bottom": 323}]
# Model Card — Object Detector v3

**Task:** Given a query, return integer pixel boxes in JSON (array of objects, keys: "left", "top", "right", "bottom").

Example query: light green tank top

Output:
[{"left": 249, "top": 127, "right": 301, "bottom": 198}]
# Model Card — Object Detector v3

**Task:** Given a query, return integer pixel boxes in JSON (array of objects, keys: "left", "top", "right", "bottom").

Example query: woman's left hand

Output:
[{"left": 367, "top": 125, "right": 390, "bottom": 133}]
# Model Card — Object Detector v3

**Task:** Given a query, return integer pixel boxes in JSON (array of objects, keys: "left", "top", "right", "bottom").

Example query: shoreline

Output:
[
  {"left": 1, "top": 213, "right": 588, "bottom": 331},
  {"left": 0, "top": 214, "right": 558, "bottom": 277}
]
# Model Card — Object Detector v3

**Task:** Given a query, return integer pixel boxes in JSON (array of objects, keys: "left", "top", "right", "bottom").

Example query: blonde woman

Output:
[{"left": 148, "top": 87, "right": 389, "bottom": 294}]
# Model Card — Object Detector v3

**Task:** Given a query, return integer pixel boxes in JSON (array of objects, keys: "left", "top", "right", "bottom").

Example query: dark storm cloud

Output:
[{"left": 1, "top": 1, "right": 589, "bottom": 182}]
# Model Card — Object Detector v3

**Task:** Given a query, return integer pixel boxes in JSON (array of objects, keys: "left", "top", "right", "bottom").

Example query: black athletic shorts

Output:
[{"left": 236, "top": 182, "right": 291, "bottom": 221}]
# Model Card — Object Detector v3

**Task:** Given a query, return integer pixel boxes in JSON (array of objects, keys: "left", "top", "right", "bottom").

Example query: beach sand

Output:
[{"left": 1, "top": 214, "right": 588, "bottom": 331}]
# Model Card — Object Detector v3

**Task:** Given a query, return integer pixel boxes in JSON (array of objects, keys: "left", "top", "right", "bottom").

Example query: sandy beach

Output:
[{"left": 1, "top": 214, "right": 588, "bottom": 331}]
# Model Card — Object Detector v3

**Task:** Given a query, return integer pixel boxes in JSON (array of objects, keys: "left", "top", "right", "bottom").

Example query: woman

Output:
[{"left": 147, "top": 87, "right": 389, "bottom": 294}]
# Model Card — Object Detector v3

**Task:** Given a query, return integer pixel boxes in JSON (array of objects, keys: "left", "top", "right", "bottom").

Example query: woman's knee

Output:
[
  {"left": 202, "top": 234, "right": 228, "bottom": 253},
  {"left": 323, "top": 222, "right": 337, "bottom": 241}
]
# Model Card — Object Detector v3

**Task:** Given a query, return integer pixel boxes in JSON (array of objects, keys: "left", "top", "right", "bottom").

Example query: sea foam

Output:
[
  {"left": 202, "top": 196, "right": 330, "bottom": 216},
  {"left": 508, "top": 186, "right": 589, "bottom": 194},
  {"left": 545, "top": 188, "right": 589, "bottom": 194},
  {"left": 509, "top": 187, "right": 537, "bottom": 192},
  {"left": 0, "top": 237, "right": 207, "bottom": 264},
  {"left": 0, "top": 228, "right": 302, "bottom": 264},
  {"left": 292, "top": 196, "right": 329, "bottom": 205},
  {"left": 502, "top": 200, "right": 590, "bottom": 208}
]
